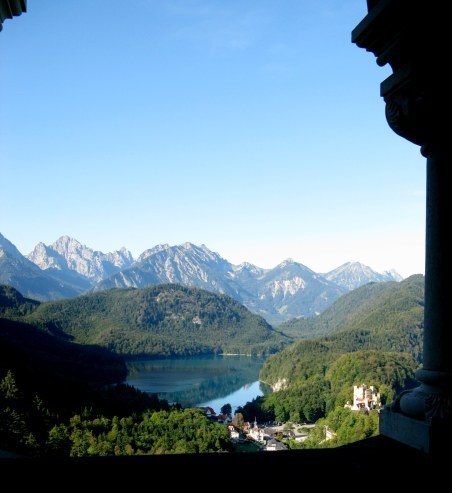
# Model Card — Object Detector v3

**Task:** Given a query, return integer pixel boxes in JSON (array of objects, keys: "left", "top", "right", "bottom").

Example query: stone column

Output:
[
  {"left": 422, "top": 148, "right": 452, "bottom": 378},
  {"left": 387, "top": 145, "right": 452, "bottom": 453},
  {"left": 392, "top": 146, "right": 452, "bottom": 438},
  {"left": 352, "top": 1, "right": 452, "bottom": 454}
]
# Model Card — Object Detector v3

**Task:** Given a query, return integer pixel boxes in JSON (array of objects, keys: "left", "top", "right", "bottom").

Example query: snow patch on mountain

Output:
[
  {"left": 230, "top": 262, "right": 266, "bottom": 278},
  {"left": 270, "top": 277, "right": 306, "bottom": 298},
  {"left": 383, "top": 269, "right": 404, "bottom": 282}
]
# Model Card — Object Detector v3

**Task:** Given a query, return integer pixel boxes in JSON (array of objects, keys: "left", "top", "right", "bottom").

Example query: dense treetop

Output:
[{"left": 0, "top": 285, "right": 40, "bottom": 318}]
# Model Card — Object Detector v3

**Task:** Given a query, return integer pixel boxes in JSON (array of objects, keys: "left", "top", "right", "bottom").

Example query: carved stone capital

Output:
[
  {"left": 381, "top": 69, "right": 444, "bottom": 155},
  {"left": 381, "top": 380, "right": 452, "bottom": 454},
  {"left": 384, "top": 93, "right": 426, "bottom": 147},
  {"left": 388, "top": 368, "right": 452, "bottom": 423}
]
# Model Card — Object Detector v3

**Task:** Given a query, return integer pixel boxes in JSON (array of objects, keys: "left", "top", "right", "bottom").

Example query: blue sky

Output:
[{"left": 0, "top": 1, "right": 425, "bottom": 277}]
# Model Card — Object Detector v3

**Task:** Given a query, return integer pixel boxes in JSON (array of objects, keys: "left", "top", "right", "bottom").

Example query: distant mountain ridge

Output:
[
  {"left": 93, "top": 243, "right": 347, "bottom": 324},
  {"left": 323, "top": 261, "right": 403, "bottom": 291},
  {"left": 27, "top": 235, "right": 134, "bottom": 283},
  {"left": 0, "top": 232, "right": 403, "bottom": 323},
  {"left": 0, "top": 233, "right": 84, "bottom": 301}
]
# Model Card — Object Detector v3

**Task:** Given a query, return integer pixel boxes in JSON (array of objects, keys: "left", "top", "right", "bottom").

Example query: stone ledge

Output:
[
  {"left": 381, "top": 407, "right": 452, "bottom": 457},
  {"left": 380, "top": 408, "right": 430, "bottom": 452}
]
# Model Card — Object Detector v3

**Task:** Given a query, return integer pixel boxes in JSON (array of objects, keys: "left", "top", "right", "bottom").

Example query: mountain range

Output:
[{"left": 1, "top": 233, "right": 403, "bottom": 324}]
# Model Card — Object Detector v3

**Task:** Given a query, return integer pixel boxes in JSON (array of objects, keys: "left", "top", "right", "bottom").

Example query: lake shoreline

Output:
[
  {"left": 125, "top": 355, "right": 269, "bottom": 410},
  {"left": 124, "top": 352, "right": 263, "bottom": 362}
]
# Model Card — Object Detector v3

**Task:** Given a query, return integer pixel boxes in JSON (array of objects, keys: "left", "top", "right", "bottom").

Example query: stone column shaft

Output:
[{"left": 423, "top": 149, "right": 452, "bottom": 373}]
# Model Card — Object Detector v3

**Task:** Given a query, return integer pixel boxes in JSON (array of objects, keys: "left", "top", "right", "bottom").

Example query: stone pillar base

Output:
[{"left": 380, "top": 407, "right": 452, "bottom": 456}]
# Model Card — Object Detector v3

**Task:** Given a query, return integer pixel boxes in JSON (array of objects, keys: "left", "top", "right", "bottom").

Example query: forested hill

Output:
[
  {"left": 278, "top": 274, "right": 424, "bottom": 341},
  {"left": 0, "top": 286, "right": 127, "bottom": 392},
  {"left": 260, "top": 274, "right": 424, "bottom": 387},
  {"left": 25, "top": 284, "right": 289, "bottom": 357},
  {"left": 0, "top": 284, "right": 40, "bottom": 318}
]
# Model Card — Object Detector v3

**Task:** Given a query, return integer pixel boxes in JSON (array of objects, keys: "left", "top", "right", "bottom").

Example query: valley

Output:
[
  {"left": 0, "top": 232, "right": 424, "bottom": 456},
  {"left": 1, "top": 272, "right": 424, "bottom": 455}
]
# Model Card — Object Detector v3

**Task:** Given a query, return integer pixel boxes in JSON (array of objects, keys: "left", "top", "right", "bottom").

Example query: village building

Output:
[
  {"left": 216, "top": 413, "right": 232, "bottom": 424},
  {"left": 289, "top": 430, "right": 309, "bottom": 443},
  {"left": 247, "top": 418, "right": 265, "bottom": 442},
  {"left": 264, "top": 439, "right": 288, "bottom": 452},
  {"left": 201, "top": 407, "right": 216, "bottom": 418},
  {"left": 227, "top": 425, "right": 240, "bottom": 442}
]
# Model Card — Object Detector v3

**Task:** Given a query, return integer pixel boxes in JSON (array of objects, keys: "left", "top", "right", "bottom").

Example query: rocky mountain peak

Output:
[
  {"left": 137, "top": 244, "right": 171, "bottom": 263},
  {"left": 274, "top": 258, "right": 314, "bottom": 275},
  {"left": 104, "top": 247, "right": 134, "bottom": 268},
  {"left": 0, "top": 232, "right": 23, "bottom": 258},
  {"left": 27, "top": 236, "right": 134, "bottom": 283},
  {"left": 1, "top": 233, "right": 87, "bottom": 301},
  {"left": 383, "top": 269, "right": 404, "bottom": 282},
  {"left": 27, "top": 242, "right": 66, "bottom": 271},
  {"left": 53, "top": 235, "right": 83, "bottom": 253},
  {"left": 233, "top": 261, "right": 263, "bottom": 273},
  {"left": 323, "top": 261, "right": 402, "bottom": 291}
]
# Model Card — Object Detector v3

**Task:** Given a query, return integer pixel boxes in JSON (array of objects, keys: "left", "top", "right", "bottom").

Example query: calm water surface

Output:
[{"left": 126, "top": 355, "right": 271, "bottom": 413}]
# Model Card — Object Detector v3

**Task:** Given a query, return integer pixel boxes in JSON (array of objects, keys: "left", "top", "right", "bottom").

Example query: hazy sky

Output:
[{"left": 0, "top": 1, "right": 426, "bottom": 277}]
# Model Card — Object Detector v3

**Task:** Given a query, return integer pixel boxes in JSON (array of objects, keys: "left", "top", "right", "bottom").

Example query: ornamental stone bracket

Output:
[
  {"left": 0, "top": 0, "right": 26, "bottom": 32},
  {"left": 352, "top": 0, "right": 452, "bottom": 455},
  {"left": 352, "top": 0, "right": 448, "bottom": 156}
]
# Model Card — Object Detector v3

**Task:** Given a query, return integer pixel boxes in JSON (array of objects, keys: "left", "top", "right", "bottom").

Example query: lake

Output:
[{"left": 125, "top": 355, "right": 271, "bottom": 413}]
